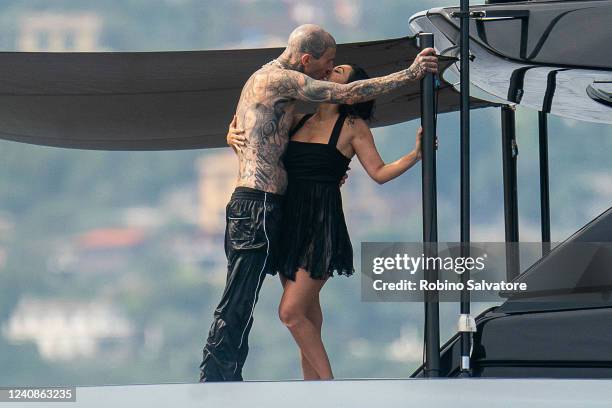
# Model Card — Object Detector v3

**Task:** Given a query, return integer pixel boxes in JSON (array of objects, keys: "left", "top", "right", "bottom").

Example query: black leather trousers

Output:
[{"left": 199, "top": 187, "right": 283, "bottom": 382}]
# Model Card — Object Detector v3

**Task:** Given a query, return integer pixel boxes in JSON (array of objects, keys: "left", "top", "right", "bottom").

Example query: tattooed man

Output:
[{"left": 199, "top": 24, "right": 437, "bottom": 382}]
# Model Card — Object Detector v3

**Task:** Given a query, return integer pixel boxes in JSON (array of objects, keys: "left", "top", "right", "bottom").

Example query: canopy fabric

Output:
[{"left": 0, "top": 36, "right": 494, "bottom": 150}]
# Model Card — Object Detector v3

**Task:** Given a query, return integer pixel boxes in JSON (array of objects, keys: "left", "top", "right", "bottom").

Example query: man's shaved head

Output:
[
  {"left": 275, "top": 24, "right": 337, "bottom": 79},
  {"left": 287, "top": 24, "right": 336, "bottom": 59}
]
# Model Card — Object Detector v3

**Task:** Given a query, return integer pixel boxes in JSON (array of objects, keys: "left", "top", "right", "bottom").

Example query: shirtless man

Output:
[{"left": 199, "top": 24, "right": 437, "bottom": 382}]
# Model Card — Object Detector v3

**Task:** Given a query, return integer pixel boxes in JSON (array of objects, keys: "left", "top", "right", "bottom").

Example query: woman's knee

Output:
[{"left": 278, "top": 302, "right": 308, "bottom": 328}]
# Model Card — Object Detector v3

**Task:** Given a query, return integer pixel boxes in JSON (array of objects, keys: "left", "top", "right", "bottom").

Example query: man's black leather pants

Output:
[{"left": 199, "top": 186, "right": 283, "bottom": 382}]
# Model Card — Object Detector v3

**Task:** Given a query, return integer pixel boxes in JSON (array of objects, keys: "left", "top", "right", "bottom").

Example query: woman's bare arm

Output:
[{"left": 351, "top": 120, "right": 424, "bottom": 185}]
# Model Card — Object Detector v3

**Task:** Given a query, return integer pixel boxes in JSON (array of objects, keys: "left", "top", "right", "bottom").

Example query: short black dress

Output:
[{"left": 275, "top": 112, "right": 355, "bottom": 281}]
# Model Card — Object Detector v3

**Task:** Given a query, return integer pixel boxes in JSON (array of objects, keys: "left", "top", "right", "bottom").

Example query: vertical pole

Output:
[
  {"left": 538, "top": 111, "right": 551, "bottom": 256},
  {"left": 458, "top": 0, "right": 474, "bottom": 376},
  {"left": 419, "top": 32, "right": 440, "bottom": 378},
  {"left": 501, "top": 104, "right": 520, "bottom": 281}
]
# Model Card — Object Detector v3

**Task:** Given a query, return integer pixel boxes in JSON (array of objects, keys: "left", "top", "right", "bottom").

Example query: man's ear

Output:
[{"left": 300, "top": 53, "right": 312, "bottom": 67}]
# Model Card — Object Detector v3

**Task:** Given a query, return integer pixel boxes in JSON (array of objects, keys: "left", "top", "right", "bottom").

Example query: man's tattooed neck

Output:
[{"left": 269, "top": 58, "right": 304, "bottom": 73}]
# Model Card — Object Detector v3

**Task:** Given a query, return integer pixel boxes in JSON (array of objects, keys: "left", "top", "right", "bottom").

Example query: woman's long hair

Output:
[{"left": 338, "top": 64, "right": 376, "bottom": 122}]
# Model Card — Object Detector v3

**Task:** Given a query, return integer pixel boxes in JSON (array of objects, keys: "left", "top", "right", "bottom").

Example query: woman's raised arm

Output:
[{"left": 351, "top": 121, "right": 436, "bottom": 184}]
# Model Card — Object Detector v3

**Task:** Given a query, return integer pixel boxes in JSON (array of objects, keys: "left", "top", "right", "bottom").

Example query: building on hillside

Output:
[
  {"left": 196, "top": 150, "right": 237, "bottom": 236},
  {"left": 17, "top": 11, "right": 106, "bottom": 52},
  {"left": 282, "top": 0, "right": 362, "bottom": 27},
  {"left": 48, "top": 227, "right": 148, "bottom": 275},
  {"left": 2, "top": 297, "right": 135, "bottom": 362}
]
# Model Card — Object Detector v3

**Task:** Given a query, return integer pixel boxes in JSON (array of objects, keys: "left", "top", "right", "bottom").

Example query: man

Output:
[{"left": 199, "top": 23, "right": 437, "bottom": 382}]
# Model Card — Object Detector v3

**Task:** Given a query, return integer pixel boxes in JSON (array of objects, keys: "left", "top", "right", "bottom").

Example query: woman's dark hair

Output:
[{"left": 338, "top": 63, "right": 376, "bottom": 122}]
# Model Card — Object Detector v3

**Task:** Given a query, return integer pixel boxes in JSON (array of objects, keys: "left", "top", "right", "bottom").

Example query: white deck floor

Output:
[{"left": 3, "top": 378, "right": 612, "bottom": 408}]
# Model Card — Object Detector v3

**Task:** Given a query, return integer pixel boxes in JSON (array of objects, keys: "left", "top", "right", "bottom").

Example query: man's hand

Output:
[
  {"left": 226, "top": 115, "right": 247, "bottom": 154},
  {"left": 339, "top": 168, "right": 350, "bottom": 187},
  {"left": 409, "top": 48, "right": 438, "bottom": 81}
]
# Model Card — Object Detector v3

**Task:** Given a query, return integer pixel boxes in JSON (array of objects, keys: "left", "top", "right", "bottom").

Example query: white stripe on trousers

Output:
[{"left": 234, "top": 193, "right": 269, "bottom": 374}]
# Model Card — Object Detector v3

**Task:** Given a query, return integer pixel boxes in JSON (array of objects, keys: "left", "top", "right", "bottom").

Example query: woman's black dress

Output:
[{"left": 275, "top": 112, "right": 355, "bottom": 281}]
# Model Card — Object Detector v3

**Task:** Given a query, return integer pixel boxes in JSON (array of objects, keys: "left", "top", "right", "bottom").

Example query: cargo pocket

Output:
[{"left": 227, "top": 202, "right": 255, "bottom": 249}]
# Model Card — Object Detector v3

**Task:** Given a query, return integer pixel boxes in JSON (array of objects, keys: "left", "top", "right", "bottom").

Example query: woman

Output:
[{"left": 227, "top": 63, "right": 437, "bottom": 380}]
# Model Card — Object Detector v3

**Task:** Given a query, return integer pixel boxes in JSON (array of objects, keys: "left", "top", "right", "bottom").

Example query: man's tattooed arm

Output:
[{"left": 270, "top": 62, "right": 427, "bottom": 105}]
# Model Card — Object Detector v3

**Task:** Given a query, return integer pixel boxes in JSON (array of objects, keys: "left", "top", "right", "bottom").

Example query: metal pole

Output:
[
  {"left": 538, "top": 111, "right": 551, "bottom": 256},
  {"left": 458, "top": 0, "right": 475, "bottom": 377},
  {"left": 501, "top": 105, "right": 520, "bottom": 281},
  {"left": 419, "top": 32, "right": 440, "bottom": 378}
]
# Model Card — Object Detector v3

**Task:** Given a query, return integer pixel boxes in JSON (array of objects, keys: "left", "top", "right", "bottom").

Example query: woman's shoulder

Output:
[{"left": 342, "top": 115, "right": 370, "bottom": 136}]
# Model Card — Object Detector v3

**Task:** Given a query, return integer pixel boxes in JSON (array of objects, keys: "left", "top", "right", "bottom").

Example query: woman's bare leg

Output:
[
  {"left": 300, "top": 296, "right": 323, "bottom": 379},
  {"left": 278, "top": 269, "right": 332, "bottom": 379},
  {"left": 279, "top": 274, "right": 321, "bottom": 380}
]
